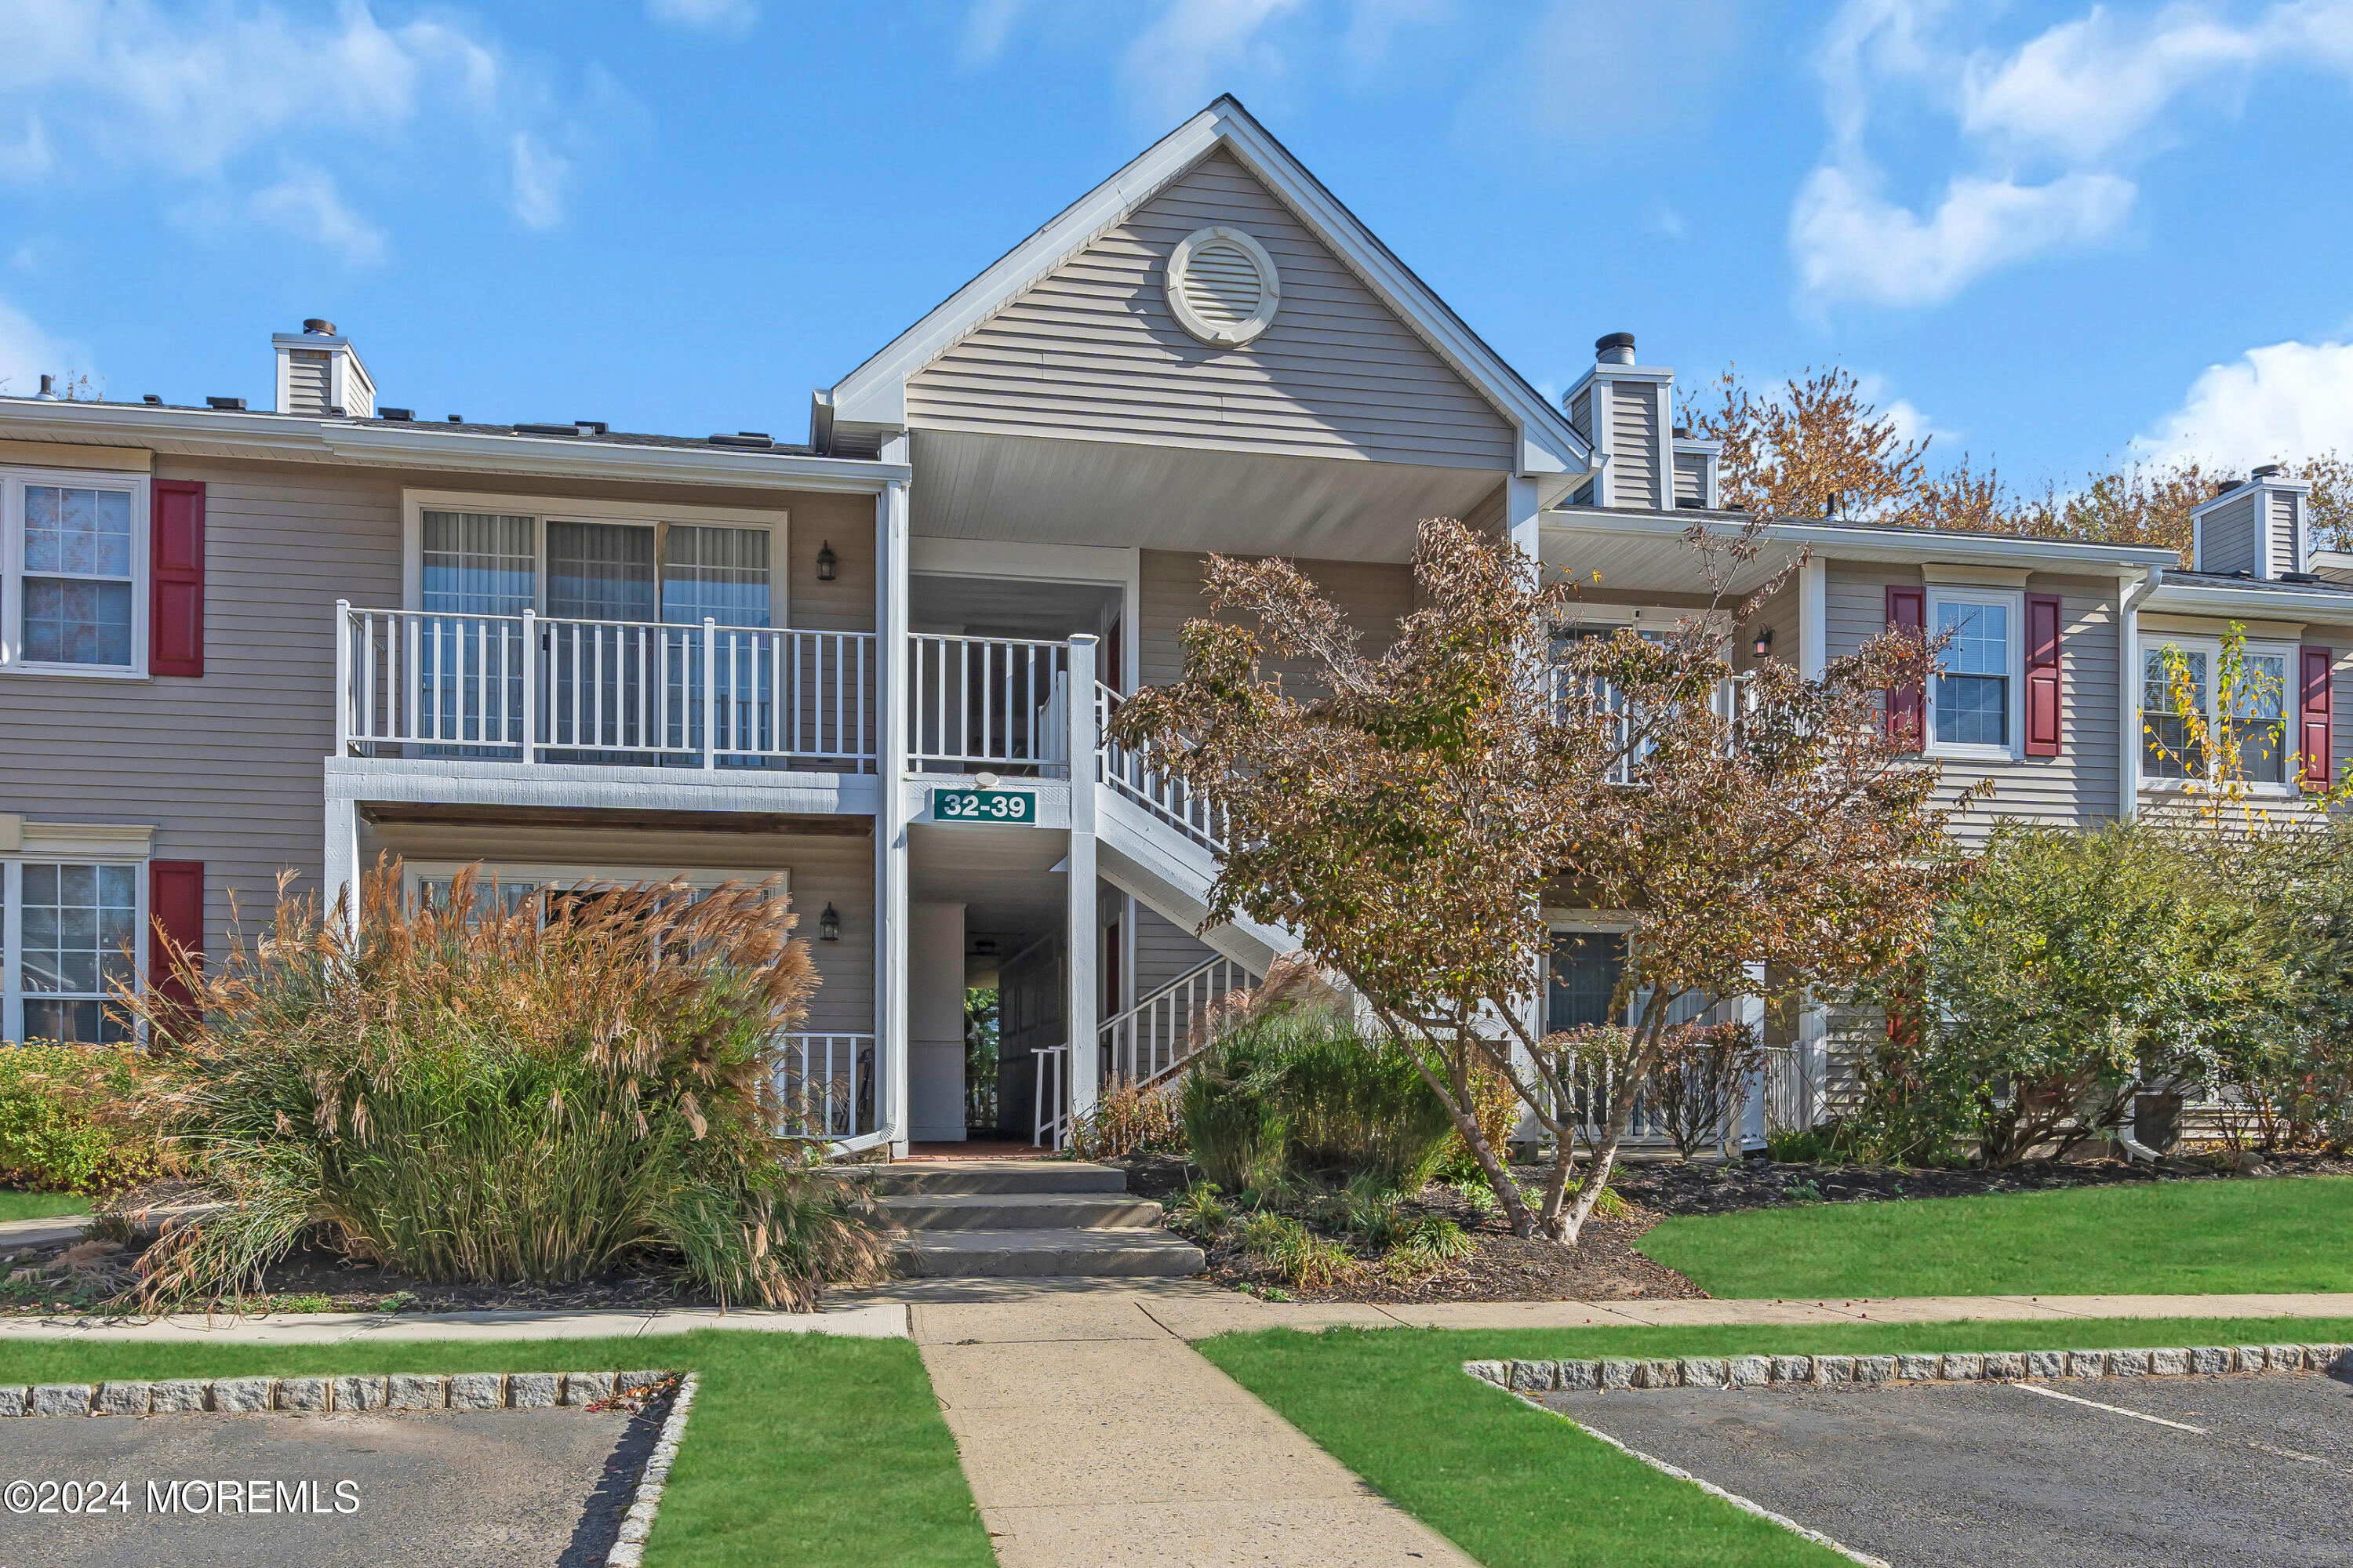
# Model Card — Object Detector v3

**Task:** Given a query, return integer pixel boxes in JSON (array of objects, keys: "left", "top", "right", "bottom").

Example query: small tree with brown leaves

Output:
[{"left": 1112, "top": 517, "right": 1965, "bottom": 1243}]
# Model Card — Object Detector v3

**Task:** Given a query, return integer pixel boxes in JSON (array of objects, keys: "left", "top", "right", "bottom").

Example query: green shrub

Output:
[
  {"left": 118, "top": 864, "right": 888, "bottom": 1310},
  {"left": 1235, "top": 1210, "right": 1355, "bottom": 1290},
  {"left": 0, "top": 1044, "right": 166, "bottom": 1195},
  {"left": 1181, "top": 1007, "right": 1456, "bottom": 1194}
]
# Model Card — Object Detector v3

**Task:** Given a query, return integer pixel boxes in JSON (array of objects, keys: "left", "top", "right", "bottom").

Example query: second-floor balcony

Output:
[{"left": 337, "top": 603, "right": 876, "bottom": 773}]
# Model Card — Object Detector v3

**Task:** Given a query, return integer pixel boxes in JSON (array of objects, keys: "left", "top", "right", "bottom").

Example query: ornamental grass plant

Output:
[
  {"left": 118, "top": 862, "right": 887, "bottom": 1310},
  {"left": 1180, "top": 1005, "right": 1457, "bottom": 1195}
]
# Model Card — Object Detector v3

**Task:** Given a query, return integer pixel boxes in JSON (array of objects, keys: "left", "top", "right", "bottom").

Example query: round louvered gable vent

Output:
[{"left": 1166, "top": 227, "right": 1280, "bottom": 347}]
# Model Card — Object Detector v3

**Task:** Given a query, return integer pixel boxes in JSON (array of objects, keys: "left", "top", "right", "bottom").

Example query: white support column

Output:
[
  {"left": 1505, "top": 476, "right": 1546, "bottom": 1144},
  {"left": 1739, "top": 962, "right": 1768, "bottom": 1153},
  {"left": 1801, "top": 993, "right": 1829, "bottom": 1130},
  {"left": 1066, "top": 633, "right": 1100, "bottom": 1125},
  {"left": 324, "top": 795, "right": 362, "bottom": 940},
  {"left": 2118, "top": 567, "right": 2149, "bottom": 821},
  {"left": 1798, "top": 556, "right": 1828, "bottom": 680},
  {"left": 875, "top": 477, "right": 913, "bottom": 1158}
]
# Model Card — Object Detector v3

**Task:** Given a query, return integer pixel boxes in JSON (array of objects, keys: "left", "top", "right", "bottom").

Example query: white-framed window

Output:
[
  {"left": 0, "top": 467, "right": 148, "bottom": 678},
  {"left": 2140, "top": 637, "right": 2293, "bottom": 788},
  {"left": 2, "top": 858, "right": 146, "bottom": 1045},
  {"left": 402, "top": 492, "right": 787, "bottom": 627},
  {"left": 1925, "top": 588, "right": 2022, "bottom": 761}
]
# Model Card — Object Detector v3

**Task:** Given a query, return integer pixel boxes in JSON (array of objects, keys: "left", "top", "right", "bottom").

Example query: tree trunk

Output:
[{"left": 1431, "top": 1049, "right": 1538, "bottom": 1237}]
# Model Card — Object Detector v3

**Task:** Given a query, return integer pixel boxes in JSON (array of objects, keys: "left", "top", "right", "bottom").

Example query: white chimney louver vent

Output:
[
  {"left": 273, "top": 318, "right": 374, "bottom": 418},
  {"left": 1166, "top": 227, "right": 1280, "bottom": 347}
]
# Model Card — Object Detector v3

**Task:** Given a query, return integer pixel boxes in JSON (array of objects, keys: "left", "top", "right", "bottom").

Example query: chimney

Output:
[
  {"left": 2192, "top": 465, "right": 2310, "bottom": 580},
  {"left": 273, "top": 318, "right": 374, "bottom": 418},
  {"left": 1562, "top": 332, "right": 1686, "bottom": 509}
]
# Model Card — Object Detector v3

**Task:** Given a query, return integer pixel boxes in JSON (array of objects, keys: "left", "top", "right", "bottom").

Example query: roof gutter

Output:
[
  {"left": 0, "top": 398, "right": 907, "bottom": 493},
  {"left": 2140, "top": 573, "right": 2353, "bottom": 618},
  {"left": 1543, "top": 508, "right": 2181, "bottom": 573}
]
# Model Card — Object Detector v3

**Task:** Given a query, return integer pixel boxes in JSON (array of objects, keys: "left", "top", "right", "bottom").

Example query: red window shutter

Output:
[
  {"left": 148, "top": 860, "right": 205, "bottom": 1026},
  {"left": 151, "top": 479, "right": 205, "bottom": 677},
  {"left": 1886, "top": 585, "right": 1926, "bottom": 751},
  {"left": 2300, "top": 647, "right": 2333, "bottom": 791},
  {"left": 2024, "top": 593, "right": 2063, "bottom": 757}
]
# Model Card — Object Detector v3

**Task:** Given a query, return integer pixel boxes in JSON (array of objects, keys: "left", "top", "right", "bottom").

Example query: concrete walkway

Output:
[
  {"left": 907, "top": 1283, "right": 1478, "bottom": 1568},
  {"left": 4, "top": 1282, "right": 2350, "bottom": 1347}
]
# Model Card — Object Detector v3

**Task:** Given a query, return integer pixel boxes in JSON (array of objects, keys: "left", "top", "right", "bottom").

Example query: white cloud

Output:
[
  {"left": 248, "top": 166, "right": 385, "bottom": 264},
  {"left": 1791, "top": 162, "right": 2134, "bottom": 308},
  {"left": 1462, "top": 0, "right": 1737, "bottom": 147},
  {"left": 1118, "top": 0, "right": 1306, "bottom": 123},
  {"left": 2138, "top": 340, "right": 2353, "bottom": 468},
  {"left": 0, "top": 296, "right": 74, "bottom": 395},
  {"left": 646, "top": 0, "right": 758, "bottom": 35},
  {"left": 0, "top": 0, "right": 580, "bottom": 243},
  {"left": 1796, "top": 0, "right": 2353, "bottom": 307},
  {"left": 508, "top": 133, "right": 570, "bottom": 231},
  {"left": 960, "top": 0, "right": 1029, "bottom": 67}
]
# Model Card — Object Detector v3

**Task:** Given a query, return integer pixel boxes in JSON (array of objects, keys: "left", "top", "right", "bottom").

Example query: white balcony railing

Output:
[
  {"left": 1100, "top": 955, "right": 1259, "bottom": 1090},
  {"left": 909, "top": 633, "right": 1070, "bottom": 776},
  {"left": 775, "top": 1032, "right": 876, "bottom": 1142},
  {"left": 1096, "top": 682, "right": 1227, "bottom": 852},
  {"left": 337, "top": 604, "right": 874, "bottom": 770}
]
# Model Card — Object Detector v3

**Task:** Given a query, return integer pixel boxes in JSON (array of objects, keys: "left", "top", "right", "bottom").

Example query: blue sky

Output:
[{"left": 4, "top": 0, "right": 2351, "bottom": 489}]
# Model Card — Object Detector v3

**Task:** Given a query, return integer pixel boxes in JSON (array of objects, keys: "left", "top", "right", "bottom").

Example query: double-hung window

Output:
[
  {"left": 2141, "top": 638, "right": 2291, "bottom": 786},
  {"left": 2, "top": 860, "right": 144, "bottom": 1044},
  {"left": 1, "top": 469, "right": 147, "bottom": 676},
  {"left": 1925, "top": 589, "right": 2020, "bottom": 760}
]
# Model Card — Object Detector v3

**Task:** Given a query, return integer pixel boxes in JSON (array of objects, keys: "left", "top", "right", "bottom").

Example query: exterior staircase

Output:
[{"left": 863, "top": 1160, "right": 1206, "bottom": 1278}]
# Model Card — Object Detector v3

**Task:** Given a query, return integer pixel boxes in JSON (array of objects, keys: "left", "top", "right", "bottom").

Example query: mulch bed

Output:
[{"left": 1104, "top": 1147, "right": 2353, "bottom": 1306}]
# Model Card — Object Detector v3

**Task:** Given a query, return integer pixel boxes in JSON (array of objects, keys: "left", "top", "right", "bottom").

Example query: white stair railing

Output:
[
  {"left": 1032, "top": 1043, "right": 1070, "bottom": 1150},
  {"left": 908, "top": 633, "right": 1071, "bottom": 775},
  {"left": 338, "top": 604, "right": 874, "bottom": 769},
  {"left": 773, "top": 1032, "right": 876, "bottom": 1141},
  {"left": 1100, "top": 955, "right": 1259, "bottom": 1090},
  {"left": 1094, "top": 682, "right": 1227, "bottom": 852}
]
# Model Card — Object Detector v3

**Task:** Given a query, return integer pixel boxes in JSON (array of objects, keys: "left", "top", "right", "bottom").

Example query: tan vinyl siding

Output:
[
  {"left": 1132, "top": 900, "right": 1219, "bottom": 1001},
  {"left": 1824, "top": 562, "right": 2122, "bottom": 837},
  {"left": 1672, "top": 450, "right": 1706, "bottom": 507},
  {"left": 2271, "top": 491, "right": 2300, "bottom": 577},
  {"left": 1607, "top": 381, "right": 1660, "bottom": 511},
  {"left": 1140, "top": 548, "right": 1414, "bottom": 693},
  {"left": 0, "top": 455, "right": 874, "bottom": 963},
  {"left": 2199, "top": 493, "right": 2260, "bottom": 576},
  {"left": 906, "top": 149, "right": 1515, "bottom": 470},
  {"left": 1744, "top": 577, "right": 1801, "bottom": 673}
]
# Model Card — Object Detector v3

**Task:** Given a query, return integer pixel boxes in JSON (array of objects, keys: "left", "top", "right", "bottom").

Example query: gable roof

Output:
[{"left": 823, "top": 96, "right": 1591, "bottom": 481}]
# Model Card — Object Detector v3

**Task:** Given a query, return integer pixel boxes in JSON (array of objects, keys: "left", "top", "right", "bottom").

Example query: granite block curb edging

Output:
[
  {"left": 605, "top": 1372, "right": 698, "bottom": 1568},
  {"left": 1468, "top": 1341, "right": 2350, "bottom": 1395},
  {"left": 0, "top": 1369, "right": 679, "bottom": 1417}
]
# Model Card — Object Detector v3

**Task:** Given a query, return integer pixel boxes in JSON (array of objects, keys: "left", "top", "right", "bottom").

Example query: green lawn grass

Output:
[
  {"left": 0, "top": 1330, "right": 992, "bottom": 1568},
  {"left": 0, "top": 1190, "right": 89, "bottom": 1223},
  {"left": 1638, "top": 1175, "right": 2353, "bottom": 1299},
  {"left": 1199, "top": 1315, "right": 2353, "bottom": 1568}
]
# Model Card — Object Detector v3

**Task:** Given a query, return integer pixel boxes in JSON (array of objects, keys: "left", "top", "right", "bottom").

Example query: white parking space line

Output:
[
  {"left": 2004, "top": 1381, "right": 2209, "bottom": 1432},
  {"left": 1555, "top": 1411, "right": 1893, "bottom": 1568},
  {"left": 2003, "top": 1379, "right": 2338, "bottom": 1468}
]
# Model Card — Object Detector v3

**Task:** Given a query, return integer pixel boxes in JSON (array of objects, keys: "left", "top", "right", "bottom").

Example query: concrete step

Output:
[
  {"left": 880, "top": 1192, "right": 1166, "bottom": 1231},
  {"left": 894, "top": 1228, "right": 1206, "bottom": 1279},
  {"left": 854, "top": 1160, "right": 1128, "bottom": 1198}
]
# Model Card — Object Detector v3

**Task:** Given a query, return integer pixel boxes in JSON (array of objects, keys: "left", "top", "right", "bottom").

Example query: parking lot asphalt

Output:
[
  {"left": 1543, "top": 1372, "right": 2353, "bottom": 1568},
  {"left": 0, "top": 1403, "right": 661, "bottom": 1567}
]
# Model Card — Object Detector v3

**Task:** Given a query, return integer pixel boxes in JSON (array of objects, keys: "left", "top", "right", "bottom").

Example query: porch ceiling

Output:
[
  {"left": 911, "top": 430, "right": 1506, "bottom": 562},
  {"left": 1544, "top": 510, "right": 1800, "bottom": 596},
  {"left": 909, "top": 820, "right": 1068, "bottom": 937}
]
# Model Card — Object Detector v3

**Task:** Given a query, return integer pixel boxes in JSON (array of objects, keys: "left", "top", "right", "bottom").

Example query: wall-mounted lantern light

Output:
[
  {"left": 818, "top": 903, "right": 842, "bottom": 942},
  {"left": 815, "top": 541, "right": 838, "bottom": 582},
  {"left": 1751, "top": 627, "right": 1773, "bottom": 660}
]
